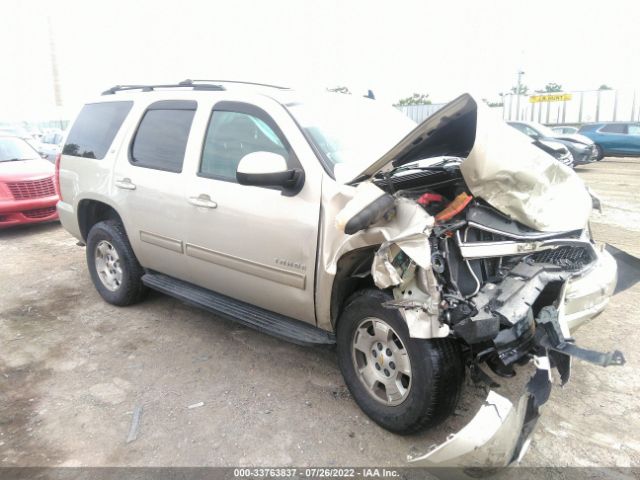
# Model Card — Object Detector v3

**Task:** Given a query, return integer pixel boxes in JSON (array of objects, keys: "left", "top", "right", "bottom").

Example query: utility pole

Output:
[
  {"left": 47, "top": 15, "right": 63, "bottom": 127},
  {"left": 515, "top": 70, "right": 525, "bottom": 121}
]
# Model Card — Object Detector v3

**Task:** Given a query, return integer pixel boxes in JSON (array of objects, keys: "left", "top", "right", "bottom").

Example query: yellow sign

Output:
[{"left": 529, "top": 93, "right": 573, "bottom": 103}]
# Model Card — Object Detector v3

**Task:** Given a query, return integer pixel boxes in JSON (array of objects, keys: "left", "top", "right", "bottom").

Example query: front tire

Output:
[
  {"left": 594, "top": 144, "right": 604, "bottom": 160},
  {"left": 337, "top": 289, "right": 464, "bottom": 434},
  {"left": 86, "top": 220, "right": 148, "bottom": 306}
]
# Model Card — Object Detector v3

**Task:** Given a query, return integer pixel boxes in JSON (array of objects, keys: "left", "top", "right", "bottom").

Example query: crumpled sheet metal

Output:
[
  {"left": 369, "top": 199, "right": 434, "bottom": 287},
  {"left": 335, "top": 181, "right": 387, "bottom": 233},
  {"left": 329, "top": 190, "right": 435, "bottom": 276},
  {"left": 335, "top": 189, "right": 444, "bottom": 339},
  {"left": 460, "top": 97, "right": 592, "bottom": 232},
  {"left": 402, "top": 305, "right": 450, "bottom": 339}
]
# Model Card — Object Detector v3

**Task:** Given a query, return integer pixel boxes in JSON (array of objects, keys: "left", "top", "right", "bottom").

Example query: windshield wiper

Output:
[{"left": 3, "top": 158, "right": 34, "bottom": 162}]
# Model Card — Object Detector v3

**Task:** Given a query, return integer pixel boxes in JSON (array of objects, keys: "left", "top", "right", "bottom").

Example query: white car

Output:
[{"left": 37, "top": 129, "right": 65, "bottom": 162}]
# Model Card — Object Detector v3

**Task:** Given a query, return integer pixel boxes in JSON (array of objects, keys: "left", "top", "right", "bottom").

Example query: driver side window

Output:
[{"left": 200, "top": 110, "right": 289, "bottom": 181}]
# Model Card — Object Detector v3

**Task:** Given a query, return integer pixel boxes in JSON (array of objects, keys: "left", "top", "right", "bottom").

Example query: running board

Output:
[{"left": 142, "top": 272, "right": 335, "bottom": 346}]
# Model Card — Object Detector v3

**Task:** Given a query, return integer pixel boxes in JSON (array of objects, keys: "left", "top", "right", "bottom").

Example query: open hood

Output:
[{"left": 350, "top": 93, "right": 592, "bottom": 232}]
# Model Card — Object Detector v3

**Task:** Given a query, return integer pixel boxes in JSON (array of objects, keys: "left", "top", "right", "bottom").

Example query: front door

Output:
[{"left": 183, "top": 102, "right": 321, "bottom": 325}]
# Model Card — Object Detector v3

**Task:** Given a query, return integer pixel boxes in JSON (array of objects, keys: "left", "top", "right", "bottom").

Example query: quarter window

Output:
[
  {"left": 131, "top": 104, "right": 196, "bottom": 173},
  {"left": 600, "top": 124, "right": 627, "bottom": 134},
  {"left": 63, "top": 101, "right": 133, "bottom": 159},
  {"left": 628, "top": 124, "right": 640, "bottom": 135},
  {"left": 200, "top": 110, "right": 289, "bottom": 181}
]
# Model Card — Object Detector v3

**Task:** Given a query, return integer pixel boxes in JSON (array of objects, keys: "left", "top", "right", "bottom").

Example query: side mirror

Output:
[{"left": 236, "top": 152, "right": 303, "bottom": 191}]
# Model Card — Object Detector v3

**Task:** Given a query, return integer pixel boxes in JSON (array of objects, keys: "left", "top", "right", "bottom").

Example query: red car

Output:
[{"left": 0, "top": 135, "right": 59, "bottom": 228}]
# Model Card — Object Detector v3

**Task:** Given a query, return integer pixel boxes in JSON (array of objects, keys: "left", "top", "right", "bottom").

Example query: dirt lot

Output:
[{"left": 1, "top": 158, "right": 638, "bottom": 469}]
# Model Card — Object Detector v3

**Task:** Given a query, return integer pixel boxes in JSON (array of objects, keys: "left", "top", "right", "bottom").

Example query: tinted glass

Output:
[
  {"left": 627, "top": 124, "right": 640, "bottom": 135},
  {"left": 200, "top": 111, "right": 288, "bottom": 181},
  {"left": 0, "top": 136, "right": 40, "bottom": 162},
  {"left": 600, "top": 123, "right": 626, "bottom": 134},
  {"left": 511, "top": 123, "right": 538, "bottom": 137},
  {"left": 63, "top": 102, "right": 133, "bottom": 159},
  {"left": 131, "top": 109, "right": 195, "bottom": 173},
  {"left": 578, "top": 124, "right": 599, "bottom": 133}
]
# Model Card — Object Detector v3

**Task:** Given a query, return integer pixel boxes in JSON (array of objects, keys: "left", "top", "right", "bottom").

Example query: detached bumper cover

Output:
[{"left": 408, "top": 367, "right": 550, "bottom": 467}]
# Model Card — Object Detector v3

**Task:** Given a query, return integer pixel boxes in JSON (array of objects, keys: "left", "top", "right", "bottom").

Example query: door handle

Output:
[
  {"left": 188, "top": 194, "right": 218, "bottom": 209},
  {"left": 115, "top": 178, "right": 136, "bottom": 190}
]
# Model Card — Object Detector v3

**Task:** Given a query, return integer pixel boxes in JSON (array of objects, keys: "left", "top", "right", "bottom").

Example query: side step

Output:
[{"left": 142, "top": 272, "right": 335, "bottom": 346}]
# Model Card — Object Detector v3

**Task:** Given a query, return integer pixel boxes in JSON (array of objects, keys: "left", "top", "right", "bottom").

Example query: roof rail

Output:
[
  {"left": 185, "top": 79, "right": 290, "bottom": 90},
  {"left": 101, "top": 81, "right": 225, "bottom": 96}
]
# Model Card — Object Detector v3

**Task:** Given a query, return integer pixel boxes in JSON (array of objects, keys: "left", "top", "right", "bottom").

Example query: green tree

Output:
[
  {"left": 598, "top": 84, "right": 613, "bottom": 90},
  {"left": 396, "top": 93, "right": 431, "bottom": 106},
  {"left": 510, "top": 84, "right": 529, "bottom": 95},
  {"left": 327, "top": 86, "right": 351, "bottom": 94},
  {"left": 483, "top": 98, "right": 504, "bottom": 107},
  {"left": 543, "top": 82, "right": 563, "bottom": 92}
]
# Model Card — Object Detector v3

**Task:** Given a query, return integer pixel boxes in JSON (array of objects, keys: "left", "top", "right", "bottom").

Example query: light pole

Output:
[{"left": 515, "top": 70, "right": 525, "bottom": 120}]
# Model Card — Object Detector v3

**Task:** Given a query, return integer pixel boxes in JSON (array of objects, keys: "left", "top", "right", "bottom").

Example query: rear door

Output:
[
  {"left": 597, "top": 123, "right": 627, "bottom": 154},
  {"left": 112, "top": 99, "right": 197, "bottom": 280},
  {"left": 182, "top": 99, "right": 322, "bottom": 325},
  {"left": 625, "top": 123, "right": 640, "bottom": 155}
]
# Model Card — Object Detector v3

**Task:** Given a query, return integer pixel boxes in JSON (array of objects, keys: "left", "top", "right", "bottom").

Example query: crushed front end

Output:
[
  {"left": 336, "top": 93, "right": 626, "bottom": 466},
  {"left": 338, "top": 169, "right": 624, "bottom": 467},
  {"left": 396, "top": 198, "right": 623, "bottom": 466}
]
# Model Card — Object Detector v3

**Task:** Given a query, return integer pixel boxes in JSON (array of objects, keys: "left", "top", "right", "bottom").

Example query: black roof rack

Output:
[
  {"left": 101, "top": 80, "right": 226, "bottom": 96},
  {"left": 101, "top": 79, "right": 290, "bottom": 96},
  {"left": 180, "top": 79, "right": 290, "bottom": 90}
]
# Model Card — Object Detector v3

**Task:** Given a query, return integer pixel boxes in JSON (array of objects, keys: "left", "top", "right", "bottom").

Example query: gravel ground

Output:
[{"left": 0, "top": 158, "right": 638, "bottom": 469}]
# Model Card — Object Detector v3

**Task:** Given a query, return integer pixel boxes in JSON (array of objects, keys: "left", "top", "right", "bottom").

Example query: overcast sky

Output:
[{"left": 1, "top": 0, "right": 638, "bottom": 120}]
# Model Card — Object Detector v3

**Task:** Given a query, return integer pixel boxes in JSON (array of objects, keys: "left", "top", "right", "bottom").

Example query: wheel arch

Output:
[
  {"left": 77, "top": 199, "right": 125, "bottom": 242},
  {"left": 329, "top": 245, "right": 380, "bottom": 330}
]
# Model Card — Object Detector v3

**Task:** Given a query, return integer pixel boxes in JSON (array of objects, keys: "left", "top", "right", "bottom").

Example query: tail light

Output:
[{"left": 54, "top": 153, "right": 62, "bottom": 198}]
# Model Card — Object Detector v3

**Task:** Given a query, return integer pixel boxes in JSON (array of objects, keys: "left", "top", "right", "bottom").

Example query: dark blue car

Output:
[{"left": 578, "top": 122, "right": 640, "bottom": 159}]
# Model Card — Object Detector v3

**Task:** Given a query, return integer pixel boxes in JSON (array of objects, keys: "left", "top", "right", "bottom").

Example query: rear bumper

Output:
[
  {"left": 56, "top": 200, "right": 82, "bottom": 240},
  {"left": 0, "top": 196, "right": 59, "bottom": 228}
]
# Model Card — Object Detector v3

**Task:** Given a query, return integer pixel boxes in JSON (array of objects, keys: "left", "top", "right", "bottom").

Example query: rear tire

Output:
[
  {"left": 86, "top": 220, "right": 148, "bottom": 306},
  {"left": 337, "top": 289, "right": 464, "bottom": 434}
]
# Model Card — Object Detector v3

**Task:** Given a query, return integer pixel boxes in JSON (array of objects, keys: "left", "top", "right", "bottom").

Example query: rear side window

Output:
[
  {"left": 63, "top": 101, "right": 133, "bottom": 159},
  {"left": 600, "top": 123, "right": 627, "bottom": 134},
  {"left": 130, "top": 101, "right": 196, "bottom": 173},
  {"left": 627, "top": 124, "right": 640, "bottom": 135}
]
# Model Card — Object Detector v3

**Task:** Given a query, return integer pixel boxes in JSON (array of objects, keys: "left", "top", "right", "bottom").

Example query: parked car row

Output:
[
  {"left": 548, "top": 122, "right": 640, "bottom": 160},
  {"left": 578, "top": 122, "right": 640, "bottom": 159},
  {"left": 0, "top": 126, "right": 66, "bottom": 163},
  {"left": 0, "top": 135, "right": 59, "bottom": 228},
  {"left": 508, "top": 121, "right": 598, "bottom": 167},
  {"left": 37, "top": 129, "right": 65, "bottom": 162}
]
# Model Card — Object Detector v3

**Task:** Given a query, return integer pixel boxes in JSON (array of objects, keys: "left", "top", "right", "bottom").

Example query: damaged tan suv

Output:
[{"left": 57, "top": 80, "right": 624, "bottom": 466}]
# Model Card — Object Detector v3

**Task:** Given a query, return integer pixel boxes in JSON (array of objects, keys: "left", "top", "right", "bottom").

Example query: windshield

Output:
[
  {"left": 0, "top": 136, "right": 40, "bottom": 162},
  {"left": 530, "top": 122, "right": 558, "bottom": 138},
  {"left": 287, "top": 95, "right": 416, "bottom": 174}
]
